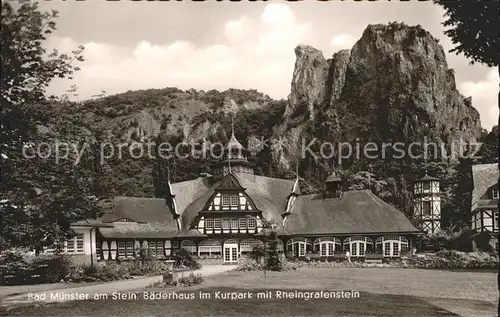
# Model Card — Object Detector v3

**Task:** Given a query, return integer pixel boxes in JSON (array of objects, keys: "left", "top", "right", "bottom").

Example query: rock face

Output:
[{"left": 272, "top": 23, "right": 482, "bottom": 170}]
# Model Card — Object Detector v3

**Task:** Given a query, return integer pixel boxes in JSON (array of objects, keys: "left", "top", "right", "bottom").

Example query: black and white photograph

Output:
[{"left": 0, "top": 0, "right": 498, "bottom": 316}]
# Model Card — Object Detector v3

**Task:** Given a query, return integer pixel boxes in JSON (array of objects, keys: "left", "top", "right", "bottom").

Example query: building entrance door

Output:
[{"left": 223, "top": 239, "right": 238, "bottom": 264}]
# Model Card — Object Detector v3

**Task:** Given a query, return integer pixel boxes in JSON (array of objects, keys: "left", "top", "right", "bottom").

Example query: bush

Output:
[
  {"left": 234, "top": 255, "right": 297, "bottom": 272},
  {"left": 177, "top": 273, "right": 204, "bottom": 287},
  {"left": 417, "top": 228, "right": 474, "bottom": 252},
  {"left": 0, "top": 251, "right": 72, "bottom": 285},
  {"left": 65, "top": 262, "right": 132, "bottom": 283},
  {"left": 403, "top": 250, "right": 499, "bottom": 269},
  {"left": 121, "top": 260, "right": 171, "bottom": 276},
  {"left": 42, "top": 255, "right": 72, "bottom": 283},
  {"left": 147, "top": 273, "right": 204, "bottom": 288},
  {"left": 172, "top": 249, "right": 201, "bottom": 270},
  {"left": 234, "top": 255, "right": 264, "bottom": 272}
]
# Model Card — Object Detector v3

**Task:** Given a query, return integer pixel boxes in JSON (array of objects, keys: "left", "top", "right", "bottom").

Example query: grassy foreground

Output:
[{"left": 7, "top": 268, "right": 497, "bottom": 317}]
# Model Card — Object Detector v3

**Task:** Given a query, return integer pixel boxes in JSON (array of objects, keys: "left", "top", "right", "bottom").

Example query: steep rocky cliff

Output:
[{"left": 272, "top": 23, "right": 482, "bottom": 170}]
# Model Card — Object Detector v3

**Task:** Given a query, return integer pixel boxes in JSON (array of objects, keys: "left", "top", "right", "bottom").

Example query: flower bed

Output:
[
  {"left": 147, "top": 272, "right": 204, "bottom": 288},
  {"left": 233, "top": 251, "right": 499, "bottom": 272}
]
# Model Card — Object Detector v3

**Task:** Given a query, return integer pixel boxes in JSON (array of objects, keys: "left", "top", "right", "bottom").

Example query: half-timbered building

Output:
[
  {"left": 470, "top": 163, "right": 499, "bottom": 251},
  {"left": 64, "top": 133, "right": 422, "bottom": 265}
]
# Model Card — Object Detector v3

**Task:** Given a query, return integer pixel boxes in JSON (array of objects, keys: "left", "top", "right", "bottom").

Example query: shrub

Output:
[
  {"left": 234, "top": 255, "right": 264, "bottom": 272},
  {"left": 122, "top": 260, "right": 171, "bottom": 276},
  {"left": 41, "top": 255, "right": 72, "bottom": 283},
  {"left": 417, "top": 227, "right": 474, "bottom": 252},
  {"left": 147, "top": 273, "right": 204, "bottom": 288},
  {"left": 66, "top": 262, "right": 132, "bottom": 283},
  {"left": 234, "top": 255, "right": 298, "bottom": 272},
  {"left": 472, "top": 231, "right": 493, "bottom": 252},
  {"left": 177, "top": 273, "right": 204, "bottom": 287},
  {"left": 0, "top": 252, "right": 71, "bottom": 285},
  {"left": 91, "top": 262, "right": 132, "bottom": 282},
  {"left": 403, "top": 250, "right": 499, "bottom": 269},
  {"left": 172, "top": 249, "right": 201, "bottom": 270}
]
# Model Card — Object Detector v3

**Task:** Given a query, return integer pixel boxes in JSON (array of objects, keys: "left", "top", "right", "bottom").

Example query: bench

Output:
[{"left": 365, "top": 259, "right": 383, "bottom": 264}]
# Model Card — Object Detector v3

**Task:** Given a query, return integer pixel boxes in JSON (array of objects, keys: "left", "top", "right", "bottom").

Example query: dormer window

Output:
[{"left": 492, "top": 188, "right": 499, "bottom": 199}]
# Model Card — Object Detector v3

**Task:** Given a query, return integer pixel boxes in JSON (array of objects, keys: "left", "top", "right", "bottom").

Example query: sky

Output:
[{"left": 37, "top": 1, "right": 498, "bottom": 130}]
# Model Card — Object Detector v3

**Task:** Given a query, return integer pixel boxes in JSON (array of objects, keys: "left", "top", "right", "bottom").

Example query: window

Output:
[
  {"left": 422, "top": 181, "right": 430, "bottom": 191},
  {"left": 240, "top": 239, "right": 263, "bottom": 253},
  {"left": 230, "top": 218, "right": 238, "bottom": 229},
  {"left": 76, "top": 236, "right": 84, "bottom": 253},
  {"left": 126, "top": 241, "right": 134, "bottom": 257},
  {"left": 286, "top": 238, "right": 313, "bottom": 257},
  {"left": 383, "top": 242, "right": 391, "bottom": 257},
  {"left": 148, "top": 241, "right": 158, "bottom": 257},
  {"left": 376, "top": 236, "right": 409, "bottom": 257},
  {"left": 230, "top": 194, "right": 238, "bottom": 206},
  {"left": 314, "top": 238, "right": 341, "bottom": 256},
  {"left": 222, "top": 194, "right": 230, "bottom": 206},
  {"left": 247, "top": 218, "right": 257, "bottom": 230},
  {"left": 222, "top": 218, "right": 230, "bottom": 229},
  {"left": 493, "top": 188, "right": 499, "bottom": 199},
  {"left": 118, "top": 242, "right": 126, "bottom": 257},
  {"left": 344, "top": 237, "right": 373, "bottom": 257},
  {"left": 66, "top": 234, "right": 84, "bottom": 253},
  {"left": 495, "top": 212, "right": 499, "bottom": 229},
  {"left": 198, "top": 240, "right": 222, "bottom": 256},
  {"left": 239, "top": 218, "right": 247, "bottom": 230},
  {"left": 422, "top": 201, "right": 432, "bottom": 216},
  {"left": 180, "top": 240, "right": 197, "bottom": 255},
  {"left": 214, "top": 218, "right": 222, "bottom": 229},
  {"left": 205, "top": 218, "right": 214, "bottom": 230},
  {"left": 299, "top": 243, "right": 306, "bottom": 256},
  {"left": 67, "top": 238, "right": 74, "bottom": 253}
]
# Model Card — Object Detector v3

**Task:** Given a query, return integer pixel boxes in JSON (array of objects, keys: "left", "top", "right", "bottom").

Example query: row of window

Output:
[
  {"left": 44, "top": 234, "right": 84, "bottom": 254},
  {"left": 286, "top": 236, "right": 409, "bottom": 257},
  {"left": 205, "top": 217, "right": 257, "bottom": 231},
  {"left": 98, "top": 240, "right": 179, "bottom": 260},
  {"left": 179, "top": 239, "right": 282, "bottom": 256}
]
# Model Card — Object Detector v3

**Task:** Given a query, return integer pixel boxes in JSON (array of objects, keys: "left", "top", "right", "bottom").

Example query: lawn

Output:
[
  {"left": 0, "top": 281, "right": 97, "bottom": 300},
  {"left": 7, "top": 268, "right": 498, "bottom": 317}
]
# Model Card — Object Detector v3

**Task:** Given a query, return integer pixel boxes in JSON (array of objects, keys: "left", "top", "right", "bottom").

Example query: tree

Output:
[
  {"left": 251, "top": 218, "right": 283, "bottom": 277},
  {"left": 1, "top": 1, "right": 91, "bottom": 252},
  {"left": 435, "top": 0, "right": 499, "bottom": 66}
]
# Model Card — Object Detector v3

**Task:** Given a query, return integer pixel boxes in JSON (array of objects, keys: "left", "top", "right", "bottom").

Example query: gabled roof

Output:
[
  {"left": 472, "top": 163, "right": 499, "bottom": 209},
  {"left": 216, "top": 173, "right": 246, "bottom": 191},
  {"left": 172, "top": 173, "right": 295, "bottom": 231},
  {"left": 97, "top": 197, "right": 179, "bottom": 238},
  {"left": 285, "top": 190, "right": 419, "bottom": 235}
]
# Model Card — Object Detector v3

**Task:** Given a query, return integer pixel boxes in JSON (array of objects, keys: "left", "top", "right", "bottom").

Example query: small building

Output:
[
  {"left": 470, "top": 163, "right": 499, "bottom": 251},
  {"left": 412, "top": 172, "right": 441, "bottom": 234},
  {"left": 64, "top": 134, "right": 420, "bottom": 265}
]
